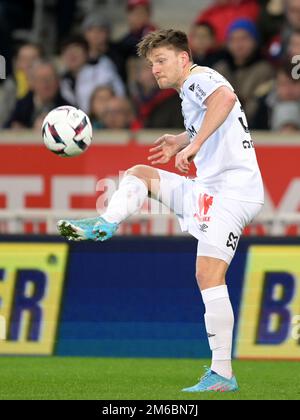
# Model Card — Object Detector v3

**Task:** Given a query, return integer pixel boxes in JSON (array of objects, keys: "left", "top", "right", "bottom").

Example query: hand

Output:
[
  {"left": 148, "top": 134, "right": 182, "bottom": 165},
  {"left": 175, "top": 142, "right": 200, "bottom": 174}
]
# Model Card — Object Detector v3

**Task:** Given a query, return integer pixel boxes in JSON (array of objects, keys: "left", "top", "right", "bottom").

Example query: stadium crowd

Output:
[{"left": 0, "top": 0, "right": 299, "bottom": 132}]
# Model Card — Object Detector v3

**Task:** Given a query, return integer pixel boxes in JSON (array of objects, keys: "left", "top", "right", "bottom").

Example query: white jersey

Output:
[{"left": 180, "top": 66, "right": 264, "bottom": 204}]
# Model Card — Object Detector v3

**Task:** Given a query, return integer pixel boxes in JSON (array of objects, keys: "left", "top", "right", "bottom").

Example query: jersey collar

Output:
[{"left": 180, "top": 64, "right": 199, "bottom": 96}]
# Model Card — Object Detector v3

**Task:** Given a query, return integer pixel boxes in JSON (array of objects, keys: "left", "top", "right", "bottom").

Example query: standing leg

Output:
[
  {"left": 182, "top": 256, "right": 238, "bottom": 392},
  {"left": 195, "top": 256, "right": 234, "bottom": 380}
]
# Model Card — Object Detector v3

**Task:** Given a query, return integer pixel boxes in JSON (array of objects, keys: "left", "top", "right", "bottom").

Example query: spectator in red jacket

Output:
[{"left": 195, "top": 0, "right": 260, "bottom": 45}]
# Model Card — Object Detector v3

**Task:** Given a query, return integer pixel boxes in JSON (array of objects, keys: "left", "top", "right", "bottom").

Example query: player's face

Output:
[{"left": 147, "top": 47, "right": 186, "bottom": 90}]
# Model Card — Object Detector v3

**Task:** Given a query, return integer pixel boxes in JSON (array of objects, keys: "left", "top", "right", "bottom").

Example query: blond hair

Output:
[{"left": 137, "top": 29, "right": 192, "bottom": 60}]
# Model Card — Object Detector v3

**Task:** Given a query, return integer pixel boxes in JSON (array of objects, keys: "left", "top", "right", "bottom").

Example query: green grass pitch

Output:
[{"left": 0, "top": 357, "right": 299, "bottom": 400}]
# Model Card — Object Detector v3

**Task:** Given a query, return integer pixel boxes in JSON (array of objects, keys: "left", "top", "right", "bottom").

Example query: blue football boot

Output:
[
  {"left": 182, "top": 367, "right": 238, "bottom": 393},
  {"left": 57, "top": 217, "right": 118, "bottom": 242}
]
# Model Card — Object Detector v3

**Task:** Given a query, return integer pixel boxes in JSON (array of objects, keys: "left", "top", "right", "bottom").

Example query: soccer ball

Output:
[{"left": 42, "top": 106, "right": 92, "bottom": 157}]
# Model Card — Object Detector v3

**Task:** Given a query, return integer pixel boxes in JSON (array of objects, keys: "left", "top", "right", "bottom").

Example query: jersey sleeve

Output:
[{"left": 185, "top": 71, "right": 233, "bottom": 107}]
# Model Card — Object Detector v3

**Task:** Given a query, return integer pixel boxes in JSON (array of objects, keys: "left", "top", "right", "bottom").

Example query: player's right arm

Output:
[{"left": 148, "top": 132, "right": 190, "bottom": 165}]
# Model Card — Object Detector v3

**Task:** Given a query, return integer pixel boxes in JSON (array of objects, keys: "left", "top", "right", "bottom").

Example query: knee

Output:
[
  {"left": 126, "top": 165, "right": 150, "bottom": 180},
  {"left": 195, "top": 268, "right": 225, "bottom": 291},
  {"left": 195, "top": 257, "right": 228, "bottom": 291},
  {"left": 126, "top": 165, "right": 159, "bottom": 194},
  {"left": 196, "top": 269, "right": 211, "bottom": 291}
]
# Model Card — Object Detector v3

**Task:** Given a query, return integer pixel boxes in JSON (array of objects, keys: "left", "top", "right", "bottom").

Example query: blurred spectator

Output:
[
  {"left": 59, "top": 35, "right": 125, "bottom": 113},
  {"left": 129, "top": 58, "right": 184, "bottom": 129},
  {"left": 60, "top": 16, "right": 126, "bottom": 113},
  {"left": 75, "top": 54, "right": 125, "bottom": 113},
  {"left": 33, "top": 112, "right": 48, "bottom": 132},
  {"left": 0, "top": 0, "right": 34, "bottom": 76},
  {"left": 5, "top": 61, "right": 69, "bottom": 129},
  {"left": 118, "top": 0, "right": 157, "bottom": 80},
  {"left": 60, "top": 36, "right": 89, "bottom": 106},
  {"left": 268, "top": 0, "right": 300, "bottom": 62},
  {"left": 195, "top": 0, "right": 260, "bottom": 45},
  {"left": 189, "top": 22, "right": 227, "bottom": 67},
  {"left": 286, "top": 30, "right": 300, "bottom": 61},
  {"left": 102, "top": 97, "right": 135, "bottom": 129},
  {"left": 89, "top": 86, "right": 116, "bottom": 129},
  {"left": 55, "top": 0, "right": 78, "bottom": 47},
  {"left": 214, "top": 18, "right": 274, "bottom": 123},
  {"left": 271, "top": 101, "right": 300, "bottom": 132},
  {"left": 257, "top": 0, "right": 284, "bottom": 47},
  {"left": 0, "top": 43, "right": 43, "bottom": 127},
  {"left": 252, "top": 62, "right": 300, "bottom": 130},
  {"left": 81, "top": 14, "right": 124, "bottom": 79},
  {"left": 285, "top": 0, "right": 300, "bottom": 31}
]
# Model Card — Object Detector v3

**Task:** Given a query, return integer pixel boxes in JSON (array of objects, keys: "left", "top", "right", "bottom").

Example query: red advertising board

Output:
[{"left": 0, "top": 137, "right": 299, "bottom": 235}]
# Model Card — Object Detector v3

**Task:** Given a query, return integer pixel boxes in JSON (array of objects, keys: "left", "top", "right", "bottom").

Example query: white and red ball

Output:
[{"left": 42, "top": 106, "right": 92, "bottom": 157}]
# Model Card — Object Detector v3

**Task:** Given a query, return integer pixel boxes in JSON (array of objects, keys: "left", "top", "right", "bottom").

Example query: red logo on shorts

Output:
[{"left": 194, "top": 193, "right": 214, "bottom": 223}]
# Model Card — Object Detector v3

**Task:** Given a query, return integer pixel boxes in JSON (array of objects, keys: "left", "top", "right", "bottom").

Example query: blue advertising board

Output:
[{"left": 0, "top": 236, "right": 299, "bottom": 359}]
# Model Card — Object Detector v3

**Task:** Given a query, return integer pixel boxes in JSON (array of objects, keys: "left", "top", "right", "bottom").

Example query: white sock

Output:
[
  {"left": 201, "top": 285, "right": 234, "bottom": 380},
  {"left": 102, "top": 175, "right": 148, "bottom": 224}
]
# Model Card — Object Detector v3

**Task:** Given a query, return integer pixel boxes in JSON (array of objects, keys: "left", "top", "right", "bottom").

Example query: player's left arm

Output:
[{"left": 175, "top": 86, "right": 236, "bottom": 173}]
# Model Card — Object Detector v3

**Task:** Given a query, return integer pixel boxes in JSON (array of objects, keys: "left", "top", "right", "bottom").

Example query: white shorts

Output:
[{"left": 157, "top": 169, "right": 263, "bottom": 265}]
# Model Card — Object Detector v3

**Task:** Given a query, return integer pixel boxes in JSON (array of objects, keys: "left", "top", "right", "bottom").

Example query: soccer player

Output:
[{"left": 58, "top": 29, "right": 264, "bottom": 393}]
